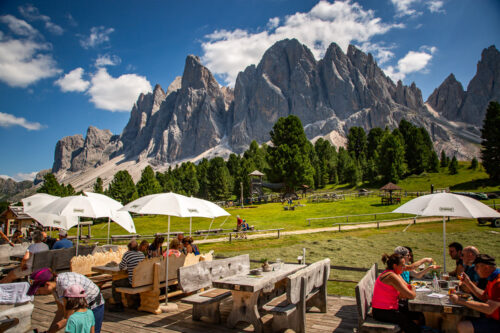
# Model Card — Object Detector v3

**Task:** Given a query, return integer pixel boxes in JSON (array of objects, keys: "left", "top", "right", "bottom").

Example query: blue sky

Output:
[{"left": 0, "top": 0, "right": 499, "bottom": 181}]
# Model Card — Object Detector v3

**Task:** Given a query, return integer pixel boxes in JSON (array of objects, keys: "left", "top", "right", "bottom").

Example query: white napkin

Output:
[
  {"left": 427, "top": 292, "right": 447, "bottom": 298},
  {"left": 416, "top": 287, "right": 431, "bottom": 292},
  {"left": 0, "top": 282, "right": 33, "bottom": 304}
]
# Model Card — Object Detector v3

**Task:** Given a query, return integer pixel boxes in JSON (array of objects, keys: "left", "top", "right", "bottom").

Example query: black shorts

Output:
[{"left": 470, "top": 317, "right": 500, "bottom": 332}]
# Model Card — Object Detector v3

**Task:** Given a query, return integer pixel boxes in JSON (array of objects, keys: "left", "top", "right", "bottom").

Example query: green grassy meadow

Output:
[{"left": 75, "top": 163, "right": 500, "bottom": 297}]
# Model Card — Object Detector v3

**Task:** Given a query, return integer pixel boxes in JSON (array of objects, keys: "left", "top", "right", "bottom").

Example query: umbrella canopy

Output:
[
  {"left": 393, "top": 193, "right": 500, "bottom": 271},
  {"left": 380, "top": 182, "right": 402, "bottom": 191},
  {"left": 27, "top": 211, "right": 79, "bottom": 230},
  {"left": 188, "top": 197, "right": 230, "bottom": 218},
  {"left": 84, "top": 192, "right": 136, "bottom": 234},
  {"left": 22, "top": 193, "right": 60, "bottom": 213}
]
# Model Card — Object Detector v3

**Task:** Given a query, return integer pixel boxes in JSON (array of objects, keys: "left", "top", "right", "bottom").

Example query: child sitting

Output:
[{"left": 64, "top": 284, "right": 95, "bottom": 333}]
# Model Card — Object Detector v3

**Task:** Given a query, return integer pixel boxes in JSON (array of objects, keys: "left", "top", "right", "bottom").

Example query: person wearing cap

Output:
[
  {"left": 63, "top": 284, "right": 95, "bottom": 333},
  {"left": 450, "top": 254, "right": 500, "bottom": 332},
  {"left": 52, "top": 229, "right": 73, "bottom": 250},
  {"left": 27, "top": 268, "right": 104, "bottom": 333},
  {"left": 0, "top": 230, "right": 49, "bottom": 283}
]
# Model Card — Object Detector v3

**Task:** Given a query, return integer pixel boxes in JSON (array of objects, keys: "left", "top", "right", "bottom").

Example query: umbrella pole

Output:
[
  {"left": 443, "top": 216, "right": 446, "bottom": 273},
  {"left": 190, "top": 217, "right": 192, "bottom": 237},
  {"left": 107, "top": 217, "right": 110, "bottom": 244},
  {"left": 160, "top": 215, "right": 177, "bottom": 312},
  {"left": 76, "top": 217, "right": 80, "bottom": 256}
]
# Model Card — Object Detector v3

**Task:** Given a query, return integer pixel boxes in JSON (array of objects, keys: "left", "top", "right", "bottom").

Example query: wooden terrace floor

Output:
[{"left": 32, "top": 292, "right": 359, "bottom": 332}]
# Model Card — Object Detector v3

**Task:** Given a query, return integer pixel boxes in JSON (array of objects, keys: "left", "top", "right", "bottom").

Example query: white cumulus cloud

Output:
[
  {"left": 0, "top": 112, "right": 44, "bottom": 130},
  {"left": 80, "top": 26, "right": 114, "bottom": 49},
  {"left": 201, "top": 0, "right": 401, "bottom": 86},
  {"left": 95, "top": 54, "right": 121, "bottom": 67},
  {"left": 54, "top": 67, "right": 90, "bottom": 92},
  {"left": 18, "top": 4, "right": 63, "bottom": 35},
  {"left": 88, "top": 68, "right": 152, "bottom": 112},
  {"left": 14, "top": 171, "right": 37, "bottom": 182},
  {"left": 0, "top": 37, "right": 61, "bottom": 87},
  {"left": 427, "top": 1, "right": 445, "bottom": 13},
  {"left": 390, "top": 0, "right": 445, "bottom": 17},
  {"left": 0, "top": 15, "right": 39, "bottom": 37},
  {"left": 383, "top": 46, "right": 436, "bottom": 82}
]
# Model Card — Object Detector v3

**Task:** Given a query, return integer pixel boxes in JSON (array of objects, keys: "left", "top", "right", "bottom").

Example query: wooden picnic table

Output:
[
  {"left": 212, "top": 263, "right": 304, "bottom": 333},
  {"left": 408, "top": 282, "right": 480, "bottom": 333},
  {"left": 91, "top": 265, "right": 128, "bottom": 281},
  {"left": 9, "top": 254, "right": 24, "bottom": 262}
]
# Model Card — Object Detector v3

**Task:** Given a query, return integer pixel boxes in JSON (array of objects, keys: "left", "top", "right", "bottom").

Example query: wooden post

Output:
[
  {"left": 277, "top": 229, "right": 280, "bottom": 238},
  {"left": 229, "top": 233, "right": 232, "bottom": 243}
]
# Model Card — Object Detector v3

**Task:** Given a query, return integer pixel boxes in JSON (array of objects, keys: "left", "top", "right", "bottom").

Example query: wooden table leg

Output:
[{"left": 227, "top": 290, "right": 262, "bottom": 333}]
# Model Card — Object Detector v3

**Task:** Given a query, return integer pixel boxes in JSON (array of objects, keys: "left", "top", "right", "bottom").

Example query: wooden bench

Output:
[
  {"left": 262, "top": 258, "right": 330, "bottom": 333},
  {"left": 178, "top": 254, "right": 250, "bottom": 323},
  {"left": 31, "top": 245, "right": 96, "bottom": 273},
  {"left": 355, "top": 263, "right": 400, "bottom": 332},
  {"left": 115, "top": 253, "right": 212, "bottom": 314}
]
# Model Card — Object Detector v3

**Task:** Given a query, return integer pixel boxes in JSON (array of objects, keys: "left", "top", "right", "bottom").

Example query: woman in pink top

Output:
[{"left": 372, "top": 253, "right": 422, "bottom": 333}]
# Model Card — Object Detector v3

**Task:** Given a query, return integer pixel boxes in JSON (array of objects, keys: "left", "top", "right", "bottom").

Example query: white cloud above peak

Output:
[
  {"left": 0, "top": 112, "right": 44, "bottom": 130},
  {"left": 0, "top": 15, "right": 39, "bottom": 37},
  {"left": 18, "top": 4, "right": 63, "bottom": 35},
  {"left": 80, "top": 26, "right": 115, "bottom": 49},
  {"left": 201, "top": 0, "right": 401, "bottom": 86},
  {"left": 383, "top": 46, "right": 437, "bottom": 82},
  {"left": 88, "top": 68, "right": 152, "bottom": 112},
  {"left": 55, "top": 68, "right": 90, "bottom": 92},
  {"left": 95, "top": 54, "right": 121, "bottom": 67}
]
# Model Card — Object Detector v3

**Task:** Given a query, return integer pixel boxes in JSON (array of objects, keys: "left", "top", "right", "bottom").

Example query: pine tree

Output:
[
  {"left": 440, "top": 150, "right": 448, "bottom": 168},
  {"left": 108, "top": 170, "right": 138, "bottom": 204},
  {"left": 137, "top": 166, "right": 162, "bottom": 197},
  {"left": 207, "top": 157, "right": 232, "bottom": 200},
  {"left": 196, "top": 159, "right": 210, "bottom": 199},
  {"left": 37, "top": 173, "right": 64, "bottom": 196},
  {"left": 347, "top": 127, "right": 367, "bottom": 160},
  {"left": 480, "top": 101, "right": 500, "bottom": 181},
  {"left": 378, "top": 130, "right": 407, "bottom": 183},
  {"left": 470, "top": 157, "right": 478, "bottom": 170},
  {"left": 367, "top": 127, "right": 384, "bottom": 160},
  {"left": 428, "top": 151, "right": 440, "bottom": 172},
  {"left": 267, "top": 115, "right": 314, "bottom": 193},
  {"left": 449, "top": 156, "right": 459, "bottom": 175},
  {"left": 180, "top": 162, "right": 199, "bottom": 196},
  {"left": 93, "top": 177, "right": 104, "bottom": 194}
]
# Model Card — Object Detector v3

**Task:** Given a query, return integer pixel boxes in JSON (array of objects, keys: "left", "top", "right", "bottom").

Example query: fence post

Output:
[
  {"left": 338, "top": 224, "right": 341, "bottom": 232},
  {"left": 277, "top": 229, "right": 280, "bottom": 238},
  {"left": 413, "top": 217, "right": 416, "bottom": 224},
  {"left": 229, "top": 233, "right": 232, "bottom": 243},
  {"left": 308, "top": 219, "right": 311, "bottom": 226},
  {"left": 377, "top": 221, "right": 379, "bottom": 229},
  {"left": 374, "top": 214, "right": 377, "bottom": 220},
  {"left": 346, "top": 216, "right": 349, "bottom": 223}
]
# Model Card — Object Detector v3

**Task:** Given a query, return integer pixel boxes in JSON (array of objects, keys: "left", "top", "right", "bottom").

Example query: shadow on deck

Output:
[{"left": 32, "top": 293, "right": 358, "bottom": 333}]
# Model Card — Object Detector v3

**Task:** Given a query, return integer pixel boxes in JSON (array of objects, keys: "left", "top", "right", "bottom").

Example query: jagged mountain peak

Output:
[{"left": 181, "top": 54, "right": 220, "bottom": 92}]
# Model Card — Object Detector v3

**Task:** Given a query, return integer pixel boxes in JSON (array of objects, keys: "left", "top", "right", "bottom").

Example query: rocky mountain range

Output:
[{"left": 7, "top": 40, "right": 500, "bottom": 195}]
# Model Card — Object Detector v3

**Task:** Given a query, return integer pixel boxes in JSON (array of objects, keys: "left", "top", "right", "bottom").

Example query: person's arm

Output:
[
  {"left": 460, "top": 272, "right": 487, "bottom": 301},
  {"left": 90, "top": 325, "right": 95, "bottom": 333},
  {"left": 20, "top": 250, "right": 30, "bottom": 270},
  {"left": 456, "top": 262, "right": 465, "bottom": 277},
  {"left": 405, "top": 257, "right": 433, "bottom": 270},
  {"left": 387, "top": 272, "right": 416, "bottom": 299},
  {"left": 119, "top": 254, "right": 127, "bottom": 270},
  {"left": 450, "top": 295, "right": 500, "bottom": 315},
  {"left": 48, "top": 296, "right": 67, "bottom": 333},
  {"left": 410, "top": 265, "right": 441, "bottom": 279}
]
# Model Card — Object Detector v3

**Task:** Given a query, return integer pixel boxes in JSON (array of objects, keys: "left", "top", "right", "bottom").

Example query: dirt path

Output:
[{"left": 196, "top": 216, "right": 449, "bottom": 244}]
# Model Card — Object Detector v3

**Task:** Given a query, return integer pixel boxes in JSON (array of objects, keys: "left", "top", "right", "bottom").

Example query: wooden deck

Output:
[{"left": 32, "top": 291, "right": 358, "bottom": 332}]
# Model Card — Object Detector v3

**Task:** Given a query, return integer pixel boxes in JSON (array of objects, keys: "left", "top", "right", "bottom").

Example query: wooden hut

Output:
[
  {"left": 0, "top": 206, "right": 35, "bottom": 236},
  {"left": 379, "top": 182, "right": 402, "bottom": 205}
]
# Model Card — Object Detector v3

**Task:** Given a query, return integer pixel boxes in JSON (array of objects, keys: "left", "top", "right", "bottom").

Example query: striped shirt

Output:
[
  {"left": 55, "top": 272, "right": 104, "bottom": 309},
  {"left": 119, "top": 250, "right": 145, "bottom": 283}
]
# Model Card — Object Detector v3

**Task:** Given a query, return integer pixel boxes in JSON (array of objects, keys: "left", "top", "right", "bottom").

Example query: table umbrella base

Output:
[{"left": 160, "top": 303, "right": 178, "bottom": 312}]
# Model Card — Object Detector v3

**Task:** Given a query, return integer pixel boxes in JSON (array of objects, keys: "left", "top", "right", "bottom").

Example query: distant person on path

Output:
[
  {"left": 63, "top": 284, "right": 95, "bottom": 333},
  {"left": 236, "top": 215, "right": 244, "bottom": 238},
  {"left": 27, "top": 268, "right": 104, "bottom": 333},
  {"left": 1, "top": 230, "right": 49, "bottom": 283},
  {"left": 110, "top": 240, "right": 145, "bottom": 312},
  {"left": 449, "top": 242, "right": 464, "bottom": 277},
  {"left": 52, "top": 230, "right": 73, "bottom": 249},
  {"left": 148, "top": 236, "right": 164, "bottom": 258},
  {"left": 451, "top": 254, "right": 500, "bottom": 332},
  {"left": 372, "top": 253, "right": 422, "bottom": 333}
]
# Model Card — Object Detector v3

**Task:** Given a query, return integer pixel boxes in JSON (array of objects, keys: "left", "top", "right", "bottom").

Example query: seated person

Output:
[
  {"left": 0, "top": 230, "right": 49, "bottom": 283},
  {"left": 242, "top": 220, "right": 251, "bottom": 231},
  {"left": 181, "top": 237, "right": 200, "bottom": 255},
  {"left": 394, "top": 246, "right": 435, "bottom": 283},
  {"left": 448, "top": 241, "right": 464, "bottom": 277},
  {"left": 42, "top": 231, "right": 57, "bottom": 250},
  {"left": 451, "top": 254, "right": 500, "bottom": 332},
  {"left": 109, "top": 240, "right": 145, "bottom": 312},
  {"left": 164, "top": 239, "right": 182, "bottom": 257},
  {"left": 462, "top": 246, "right": 488, "bottom": 291},
  {"left": 52, "top": 230, "right": 73, "bottom": 249},
  {"left": 138, "top": 240, "right": 149, "bottom": 257},
  {"left": 11, "top": 230, "right": 24, "bottom": 244},
  {"left": 148, "top": 236, "right": 164, "bottom": 258},
  {"left": 372, "top": 253, "right": 421, "bottom": 333}
]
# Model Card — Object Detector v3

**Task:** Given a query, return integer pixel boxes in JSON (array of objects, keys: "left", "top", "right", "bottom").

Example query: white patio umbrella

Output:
[
  {"left": 119, "top": 192, "right": 208, "bottom": 312},
  {"left": 23, "top": 193, "right": 79, "bottom": 232},
  {"left": 188, "top": 197, "right": 230, "bottom": 236},
  {"left": 30, "top": 195, "right": 117, "bottom": 255},
  {"left": 84, "top": 192, "right": 136, "bottom": 243},
  {"left": 393, "top": 192, "right": 500, "bottom": 271},
  {"left": 22, "top": 193, "right": 60, "bottom": 213}
]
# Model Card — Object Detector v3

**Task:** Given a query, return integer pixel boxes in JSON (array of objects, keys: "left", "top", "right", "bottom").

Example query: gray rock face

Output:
[
  {"left": 51, "top": 39, "right": 486, "bottom": 184},
  {"left": 427, "top": 74, "right": 465, "bottom": 120},
  {"left": 427, "top": 45, "right": 500, "bottom": 126}
]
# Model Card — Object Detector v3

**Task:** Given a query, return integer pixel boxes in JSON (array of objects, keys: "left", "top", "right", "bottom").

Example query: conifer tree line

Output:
[{"left": 38, "top": 112, "right": 490, "bottom": 205}]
